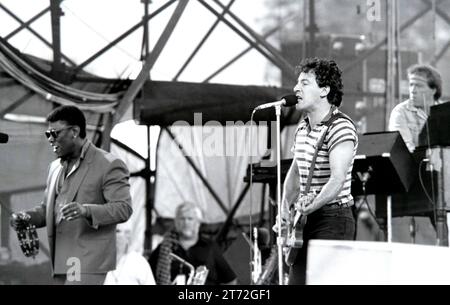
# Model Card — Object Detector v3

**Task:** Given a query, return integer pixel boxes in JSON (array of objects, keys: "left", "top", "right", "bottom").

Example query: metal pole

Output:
[
  {"left": 197, "top": 0, "right": 295, "bottom": 78},
  {"left": 5, "top": 4, "right": 54, "bottom": 40},
  {"left": 436, "top": 147, "right": 449, "bottom": 246},
  {"left": 307, "top": 0, "right": 318, "bottom": 57},
  {"left": 275, "top": 105, "right": 284, "bottom": 285},
  {"left": 343, "top": 0, "right": 443, "bottom": 74},
  {"left": 173, "top": 0, "right": 236, "bottom": 81},
  {"left": 164, "top": 127, "right": 230, "bottom": 215},
  {"left": 387, "top": 195, "right": 392, "bottom": 243},
  {"left": 0, "top": 2, "right": 75, "bottom": 66},
  {"left": 144, "top": 125, "right": 153, "bottom": 255},
  {"left": 113, "top": 0, "right": 189, "bottom": 124},
  {"left": 202, "top": 12, "right": 299, "bottom": 83},
  {"left": 74, "top": 0, "right": 177, "bottom": 74},
  {"left": 50, "top": 0, "right": 63, "bottom": 78}
]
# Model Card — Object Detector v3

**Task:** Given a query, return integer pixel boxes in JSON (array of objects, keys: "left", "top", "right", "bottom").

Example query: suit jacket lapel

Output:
[
  {"left": 46, "top": 162, "right": 61, "bottom": 266},
  {"left": 46, "top": 162, "right": 62, "bottom": 230},
  {"left": 65, "top": 143, "right": 95, "bottom": 204}
]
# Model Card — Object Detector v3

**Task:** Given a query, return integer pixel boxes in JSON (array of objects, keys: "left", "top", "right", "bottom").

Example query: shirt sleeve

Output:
[
  {"left": 290, "top": 126, "right": 298, "bottom": 154},
  {"left": 133, "top": 253, "right": 156, "bottom": 285},
  {"left": 326, "top": 119, "right": 357, "bottom": 153},
  {"left": 388, "top": 104, "right": 415, "bottom": 152},
  {"left": 291, "top": 121, "right": 306, "bottom": 154},
  {"left": 85, "top": 158, "right": 133, "bottom": 229}
]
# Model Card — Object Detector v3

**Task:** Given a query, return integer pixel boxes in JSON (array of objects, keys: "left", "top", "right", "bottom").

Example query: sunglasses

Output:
[{"left": 44, "top": 126, "right": 73, "bottom": 139}]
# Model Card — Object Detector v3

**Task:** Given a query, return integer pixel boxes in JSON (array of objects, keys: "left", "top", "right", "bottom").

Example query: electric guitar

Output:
[{"left": 284, "top": 191, "right": 316, "bottom": 266}]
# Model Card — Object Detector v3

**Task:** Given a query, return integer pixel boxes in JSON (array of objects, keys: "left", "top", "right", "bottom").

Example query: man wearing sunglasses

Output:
[{"left": 10, "top": 105, "right": 133, "bottom": 285}]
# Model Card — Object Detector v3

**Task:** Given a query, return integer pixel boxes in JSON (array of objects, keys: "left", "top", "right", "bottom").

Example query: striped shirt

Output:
[{"left": 291, "top": 109, "right": 358, "bottom": 206}]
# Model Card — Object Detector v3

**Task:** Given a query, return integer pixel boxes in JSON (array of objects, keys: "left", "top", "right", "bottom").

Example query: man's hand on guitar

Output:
[
  {"left": 294, "top": 191, "right": 317, "bottom": 216},
  {"left": 272, "top": 196, "right": 291, "bottom": 234},
  {"left": 272, "top": 215, "right": 287, "bottom": 234}
]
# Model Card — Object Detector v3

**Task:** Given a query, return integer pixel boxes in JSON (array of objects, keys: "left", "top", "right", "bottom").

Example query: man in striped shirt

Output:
[{"left": 280, "top": 57, "right": 358, "bottom": 285}]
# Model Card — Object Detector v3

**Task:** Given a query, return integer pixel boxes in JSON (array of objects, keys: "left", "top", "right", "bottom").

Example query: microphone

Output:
[
  {"left": 254, "top": 94, "right": 298, "bottom": 111},
  {"left": 0, "top": 132, "right": 9, "bottom": 144}
]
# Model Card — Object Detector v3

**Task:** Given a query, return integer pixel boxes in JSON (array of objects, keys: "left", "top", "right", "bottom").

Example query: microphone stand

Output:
[
  {"left": 275, "top": 105, "right": 284, "bottom": 285},
  {"left": 169, "top": 253, "right": 195, "bottom": 285},
  {"left": 252, "top": 101, "right": 293, "bottom": 285}
]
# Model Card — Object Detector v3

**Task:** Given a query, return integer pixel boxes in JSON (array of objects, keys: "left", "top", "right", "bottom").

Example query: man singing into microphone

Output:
[{"left": 279, "top": 57, "right": 358, "bottom": 285}]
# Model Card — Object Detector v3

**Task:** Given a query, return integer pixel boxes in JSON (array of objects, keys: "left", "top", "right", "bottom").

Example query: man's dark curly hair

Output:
[{"left": 295, "top": 57, "right": 344, "bottom": 107}]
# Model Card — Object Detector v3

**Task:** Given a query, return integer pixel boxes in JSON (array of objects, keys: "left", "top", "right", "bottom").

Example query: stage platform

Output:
[{"left": 307, "top": 239, "right": 450, "bottom": 285}]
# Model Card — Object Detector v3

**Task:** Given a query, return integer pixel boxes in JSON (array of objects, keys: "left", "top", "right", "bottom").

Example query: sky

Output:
[
  {"left": 0, "top": 0, "right": 277, "bottom": 85},
  {"left": 0, "top": 0, "right": 284, "bottom": 158}
]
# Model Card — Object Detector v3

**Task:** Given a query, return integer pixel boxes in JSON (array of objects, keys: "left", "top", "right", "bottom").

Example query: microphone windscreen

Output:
[
  {"left": 0, "top": 132, "right": 8, "bottom": 144},
  {"left": 282, "top": 94, "right": 298, "bottom": 107}
]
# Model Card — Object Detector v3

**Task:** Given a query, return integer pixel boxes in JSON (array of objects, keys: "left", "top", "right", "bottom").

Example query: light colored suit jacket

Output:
[{"left": 27, "top": 141, "right": 132, "bottom": 275}]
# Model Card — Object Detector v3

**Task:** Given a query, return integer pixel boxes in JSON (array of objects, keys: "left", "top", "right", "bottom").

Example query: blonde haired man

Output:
[{"left": 150, "top": 202, "right": 237, "bottom": 285}]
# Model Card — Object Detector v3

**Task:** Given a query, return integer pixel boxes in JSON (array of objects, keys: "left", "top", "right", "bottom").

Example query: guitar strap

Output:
[
  {"left": 303, "top": 109, "right": 355, "bottom": 195},
  {"left": 284, "top": 110, "right": 355, "bottom": 266}
]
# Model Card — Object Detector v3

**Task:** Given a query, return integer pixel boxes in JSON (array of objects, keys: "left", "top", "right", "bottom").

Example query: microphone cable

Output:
[
  {"left": 355, "top": 169, "right": 383, "bottom": 236},
  {"left": 418, "top": 159, "right": 435, "bottom": 206}
]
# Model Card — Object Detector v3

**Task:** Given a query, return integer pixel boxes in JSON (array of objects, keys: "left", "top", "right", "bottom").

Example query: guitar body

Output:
[
  {"left": 284, "top": 192, "right": 316, "bottom": 266},
  {"left": 284, "top": 216, "right": 306, "bottom": 266}
]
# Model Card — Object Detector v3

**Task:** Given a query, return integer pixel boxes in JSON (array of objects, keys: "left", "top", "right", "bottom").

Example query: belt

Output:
[{"left": 322, "top": 200, "right": 353, "bottom": 210}]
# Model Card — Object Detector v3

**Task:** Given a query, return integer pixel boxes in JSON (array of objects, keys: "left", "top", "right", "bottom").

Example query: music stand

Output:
[
  {"left": 352, "top": 131, "right": 416, "bottom": 242},
  {"left": 418, "top": 102, "right": 450, "bottom": 148}
]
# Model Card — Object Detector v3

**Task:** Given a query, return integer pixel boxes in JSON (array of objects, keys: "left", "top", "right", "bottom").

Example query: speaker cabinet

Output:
[{"left": 223, "top": 233, "right": 251, "bottom": 285}]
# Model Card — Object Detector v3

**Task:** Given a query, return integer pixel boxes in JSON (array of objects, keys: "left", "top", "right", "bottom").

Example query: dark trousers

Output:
[{"left": 288, "top": 205, "right": 356, "bottom": 285}]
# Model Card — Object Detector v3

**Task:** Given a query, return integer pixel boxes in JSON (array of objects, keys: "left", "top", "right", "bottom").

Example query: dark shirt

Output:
[{"left": 150, "top": 237, "right": 236, "bottom": 285}]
